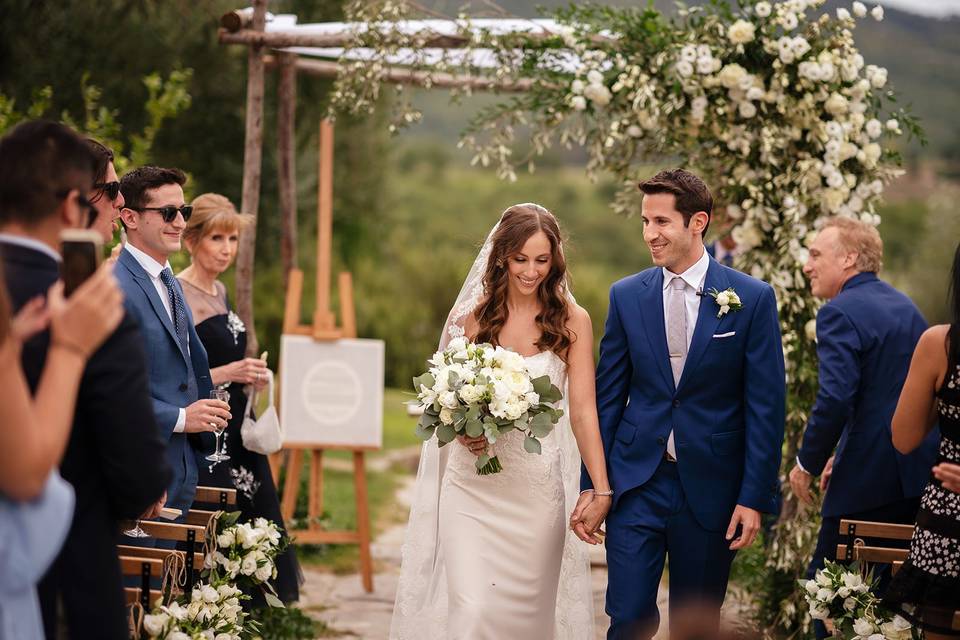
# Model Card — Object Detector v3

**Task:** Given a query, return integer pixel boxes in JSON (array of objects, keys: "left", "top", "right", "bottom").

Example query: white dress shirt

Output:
[
  {"left": 123, "top": 243, "right": 188, "bottom": 433},
  {"left": 661, "top": 247, "right": 711, "bottom": 460}
]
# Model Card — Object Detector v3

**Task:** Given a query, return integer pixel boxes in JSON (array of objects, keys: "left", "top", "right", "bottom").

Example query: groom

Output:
[{"left": 577, "top": 169, "right": 786, "bottom": 638}]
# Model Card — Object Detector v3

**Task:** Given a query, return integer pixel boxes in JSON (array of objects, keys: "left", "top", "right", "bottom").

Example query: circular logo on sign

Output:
[{"left": 301, "top": 360, "right": 362, "bottom": 426}]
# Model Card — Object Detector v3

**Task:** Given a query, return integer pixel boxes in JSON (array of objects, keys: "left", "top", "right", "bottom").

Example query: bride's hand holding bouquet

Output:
[{"left": 412, "top": 336, "right": 564, "bottom": 475}]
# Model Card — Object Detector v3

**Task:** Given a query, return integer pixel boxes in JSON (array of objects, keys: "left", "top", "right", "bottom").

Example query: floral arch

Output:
[{"left": 232, "top": 0, "right": 918, "bottom": 632}]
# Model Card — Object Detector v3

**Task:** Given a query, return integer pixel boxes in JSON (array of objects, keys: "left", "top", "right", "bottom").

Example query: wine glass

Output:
[{"left": 205, "top": 388, "right": 231, "bottom": 462}]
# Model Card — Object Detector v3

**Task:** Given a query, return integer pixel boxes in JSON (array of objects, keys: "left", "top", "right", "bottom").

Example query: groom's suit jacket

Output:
[
  {"left": 584, "top": 256, "right": 786, "bottom": 532},
  {"left": 1, "top": 239, "right": 171, "bottom": 639},
  {"left": 797, "top": 272, "right": 938, "bottom": 518},
  {"left": 115, "top": 247, "right": 213, "bottom": 513}
]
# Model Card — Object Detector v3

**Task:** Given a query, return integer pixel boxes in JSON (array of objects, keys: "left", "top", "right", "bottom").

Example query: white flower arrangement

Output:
[
  {"left": 799, "top": 560, "right": 919, "bottom": 639},
  {"left": 142, "top": 582, "right": 249, "bottom": 640},
  {"left": 412, "top": 336, "right": 564, "bottom": 474},
  {"left": 203, "top": 511, "right": 288, "bottom": 607}
]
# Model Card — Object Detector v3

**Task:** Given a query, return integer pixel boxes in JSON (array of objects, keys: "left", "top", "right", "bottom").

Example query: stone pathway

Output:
[{"left": 298, "top": 472, "right": 750, "bottom": 639}]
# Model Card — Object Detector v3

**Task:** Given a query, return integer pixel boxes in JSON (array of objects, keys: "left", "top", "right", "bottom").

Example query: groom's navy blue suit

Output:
[
  {"left": 116, "top": 247, "right": 213, "bottom": 514},
  {"left": 584, "top": 255, "right": 785, "bottom": 638}
]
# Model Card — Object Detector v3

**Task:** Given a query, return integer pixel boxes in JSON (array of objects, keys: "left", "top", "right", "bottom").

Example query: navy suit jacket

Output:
[
  {"left": 114, "top": 248, "right": 213, "bottom": 512},
  {"left": 798, "top": 272, "right": 938, "bottom": 517},
  {"left": 1, "top": 240, "right": 171, "bottom": 639},
  {"left": 584, "top": 256, "right": 786, "bottom": 532}
]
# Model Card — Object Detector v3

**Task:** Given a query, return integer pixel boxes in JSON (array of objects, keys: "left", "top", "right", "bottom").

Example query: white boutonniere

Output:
[{"left": 706, "top": 287, "right": 743, "bottom": 318}]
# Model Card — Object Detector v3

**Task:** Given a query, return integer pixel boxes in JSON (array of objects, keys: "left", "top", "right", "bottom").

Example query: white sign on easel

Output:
[{"left": 279, "top": 335, "right": 384, "bottom": 448}]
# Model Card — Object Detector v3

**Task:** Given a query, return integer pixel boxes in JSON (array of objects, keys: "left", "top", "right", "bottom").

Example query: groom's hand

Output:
[{"left": 726, "top": 505, "right": 760, "bottom": 550}]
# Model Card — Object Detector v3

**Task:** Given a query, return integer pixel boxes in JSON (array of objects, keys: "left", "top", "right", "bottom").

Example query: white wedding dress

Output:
[{"left": 390, "top": 214, "right": 594, "bottom": 639}]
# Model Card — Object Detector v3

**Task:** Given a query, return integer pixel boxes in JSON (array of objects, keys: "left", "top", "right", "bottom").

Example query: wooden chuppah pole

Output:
[
  {"left": 236, "top": 0, "right": 268, "bottom": 356},
  {"left": 277, "top": 51, "right": 299, "bottom": 287}
]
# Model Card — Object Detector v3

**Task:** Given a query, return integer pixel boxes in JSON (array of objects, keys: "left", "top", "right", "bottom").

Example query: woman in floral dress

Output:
[
  {"left": 178, "top": 193, "right": 301, "bottom": 604},
  {"left": 885, "top": 242, "right": 960, "bottom": 637}
]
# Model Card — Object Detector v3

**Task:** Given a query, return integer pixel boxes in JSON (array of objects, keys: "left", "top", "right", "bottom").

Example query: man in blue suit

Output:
[
  {"left": 576, "top": 169, "right": 786, "bottom": 639},
  {"left": 789, "top": 216, "right": 938, "bottom": 638},
  {"left": 115, "top": 166, "right": 230, "bottom": 517}
]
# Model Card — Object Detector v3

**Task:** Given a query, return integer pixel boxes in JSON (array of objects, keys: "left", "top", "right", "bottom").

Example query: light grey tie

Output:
[
  {"left": 667, "top": 276, "right": 688, "bottom": 386},
  {"left": 666, "top": 276, "right": 687, "bottom": 460}
]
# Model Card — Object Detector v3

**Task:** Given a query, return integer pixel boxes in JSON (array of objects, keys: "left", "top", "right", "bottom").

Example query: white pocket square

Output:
[{"left": 712, "top": 331, "right": 736, "bottom": 339}]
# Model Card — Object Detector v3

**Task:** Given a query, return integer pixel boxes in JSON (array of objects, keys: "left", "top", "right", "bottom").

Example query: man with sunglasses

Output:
[
  {"left": 83, "top": 138, "right": 124, "bottom": 251},
  {"left": 116, "top": 166, "right": 230, "bottom": 530},
  {"left": 0, "top": 120, "right": 172, "bottom": 639}
]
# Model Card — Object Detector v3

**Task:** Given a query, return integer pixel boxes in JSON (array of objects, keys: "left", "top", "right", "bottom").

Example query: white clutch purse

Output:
[{"left": 240, "top": 369, "right": 283, "bottom": 455}]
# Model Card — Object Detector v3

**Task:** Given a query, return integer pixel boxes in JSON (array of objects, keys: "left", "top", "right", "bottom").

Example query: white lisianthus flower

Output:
[
  {"left": 439, "top": 391, "right": 459, "bottom": 410},
  {"left": 739, "top": 101, "right": 757, "bottom": 118},
  {"left": 746, "top": 86, "right": 764, "bottom": 101},
  {"left": 586, "top": 69, "right": 603, "bottom": 85},
  {"left": 885, "top": 118, "right": 900, "bottom": 133},
  {"left": 853, "top": 618, "right": 876, "bottom": 637},
  {"left": 816, "top": 587, "right": 834, "bottom": 602},
  {"left": 871, "top": 5, "right": 884, "bottom": 20},
  {"left": 843, "top": 596, "right": 857, "bottom": 611},
  {"left": 255, "top": 562, "right": 273, "bottom": 582},
  {"left": 727, "top": 20, "right": 756, "bottom": 44},
  {"left": 217, "top": 530, "right": 235, "bottom": 547},
  {"left": 865, "top": 118, "right": 883, "bottom": 138},
  {"left": 680, "top": 45, "right": 697, "bottom": 62},
  {"left": 675, "top": 60, "right": 694, "bottom": 78},
  {"left": 869, "top": 66, "right": 888, "bottom": 88},
  {"left": 202, "top": 584, "right": 219, "bottom": 603},
  {"left": 824, "top": 93, "right": 849, "bottom": 116},
  {"left": 810, "top": 603, "right": 830, "bottom": 620},
  {"left": 570, "top": 95, "right": 587, "bottom": 111},
  {"left": 627, "top": 124, "right": 643, "bottom": 137},
  {"left": 853, "top": 1, "right": 868, "bottom": 17},
  {"left": 837, "top": 7, "right": 851, "bottom": 20},
  {"left": 143, "top": 614, "right": 168, "bottom": 636},
  {"left": 780, "top": 11, "right": 799, "bottom": 30},
  {"left": 571, "top": 79, "right": 584, "bottom": 93},
  {"left": 826, "top": 171, "right": 845, "bottom": 189},
  {"left": 447, "top": 336, "right": 467, "bottom": 353},
  {"left": 583, "top": 83, "right": 612, "bottom": 106},
  {"left": 718, "top": 63, "right": 747, "bottom": 89},
  {"left": 697, "top": 56, "right": 718, "bottom": 75},
  {"left": 804, "top": 579, "right": 818, "bottom": 595},
  {"left": 241, "top": 554, "right": 258, "bottom": 576},
  {"left": 755, "top": 1, "right": 772, "bottom": 17},
  {"left": 843, "top": 572, "right": 864, "bottom": 590}
]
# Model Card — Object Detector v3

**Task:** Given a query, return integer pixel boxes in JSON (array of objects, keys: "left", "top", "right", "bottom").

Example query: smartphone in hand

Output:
[{"left": 60, "top": 229, "right": 102, "bottom": 296}]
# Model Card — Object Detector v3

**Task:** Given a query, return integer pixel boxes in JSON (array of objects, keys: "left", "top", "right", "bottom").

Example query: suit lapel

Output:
[
  {"left": 676, "top": 258, "right": 729, "bottom": 394},
  {"left": 118, "top": 250, "right": 188, "bottom": 362},
  {"left": 636, "top": 269, "right": 675, "bottom": 392}
]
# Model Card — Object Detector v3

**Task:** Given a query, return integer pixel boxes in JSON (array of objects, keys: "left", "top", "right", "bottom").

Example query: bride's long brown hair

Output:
[{"left": 473, "top": 204, "right": 574, "bottom": 360}]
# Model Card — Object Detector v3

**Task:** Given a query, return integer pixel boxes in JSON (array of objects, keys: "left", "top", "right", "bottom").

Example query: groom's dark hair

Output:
[{"left": 639, "top": 168, "right": 713, "bottom": 236}]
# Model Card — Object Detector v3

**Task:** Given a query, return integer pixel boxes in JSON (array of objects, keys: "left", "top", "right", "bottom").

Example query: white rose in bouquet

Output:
[{"left": 727, "top": 20, "right": 756, "bottom": 44}]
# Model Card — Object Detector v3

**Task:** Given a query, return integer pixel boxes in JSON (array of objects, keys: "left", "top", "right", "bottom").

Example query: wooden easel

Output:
[{"left": 277, "top": 119, "right": 375, "bottom": 593}]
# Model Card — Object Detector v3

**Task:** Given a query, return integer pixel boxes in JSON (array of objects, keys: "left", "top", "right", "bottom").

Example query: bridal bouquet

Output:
[
  {"left": 204, "top": 512, "right": 288, "bottom": 607},
  {"left": 412, "top": 336, "right": 564, "bottom": 475},
  {"left": 799, "top": 560, "right": 918, "bottom": 639}
]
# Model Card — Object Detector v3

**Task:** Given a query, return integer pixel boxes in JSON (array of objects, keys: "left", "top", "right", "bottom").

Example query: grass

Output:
[{"left": 285, "top": 387, "right": 418, "bottom": 572}]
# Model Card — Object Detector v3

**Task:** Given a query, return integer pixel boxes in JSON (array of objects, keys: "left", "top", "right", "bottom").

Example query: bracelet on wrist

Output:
[
  {"left": 50, "top": 339, "right": 89, "bottom": 360},
  {"left": 581, "top": 488, "right": 614, "bottom": 497}
]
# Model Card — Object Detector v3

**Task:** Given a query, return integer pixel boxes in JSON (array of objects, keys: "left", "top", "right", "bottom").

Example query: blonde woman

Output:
[{"left": 178, "top": 193, "right": 302, "bottom": 604}]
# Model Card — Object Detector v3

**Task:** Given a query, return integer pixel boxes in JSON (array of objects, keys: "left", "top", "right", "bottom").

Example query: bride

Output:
[{"left": 390, "top": 203, "right": 612, "bottom": 639}]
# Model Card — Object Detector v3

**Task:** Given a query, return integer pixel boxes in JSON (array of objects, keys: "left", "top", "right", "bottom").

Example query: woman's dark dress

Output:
[
  {"left": 884, "top": 355, "right": 960, "bottom": 633},
  {"left": 180, "top": 278, "right": 302, "bottom": 604}
]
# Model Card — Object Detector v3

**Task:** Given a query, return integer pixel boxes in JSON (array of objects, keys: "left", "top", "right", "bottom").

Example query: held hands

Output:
[
  {"left": 184, "top": 399, "right": 231, "bottom": 433},
  {"left": 456, "top": 434, "right": 487, "bottom": 457},
  {"left": 726, "top": 505, "right": 761, "bottom": 550},
  {"left": 48, "top": 264, "right": 125, "bottom": 358},
  {"left": 569, "top": 491, "right": 611, "bottom": 545}
]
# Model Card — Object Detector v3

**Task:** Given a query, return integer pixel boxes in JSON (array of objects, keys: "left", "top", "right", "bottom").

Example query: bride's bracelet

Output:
[{"left": 581, "top": 488, "right": 614, "bottom": 497}]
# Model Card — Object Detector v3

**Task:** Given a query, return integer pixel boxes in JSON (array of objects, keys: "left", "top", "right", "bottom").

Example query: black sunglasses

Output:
[
  {"left": 128, "top": 204, "right": 193, "bottom": 223},
  {"left": 92, "top": 181, "right": 121, "bottom": 201}
]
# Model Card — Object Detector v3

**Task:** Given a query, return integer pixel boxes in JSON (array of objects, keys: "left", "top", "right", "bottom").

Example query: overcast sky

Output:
[{"left": 879, "top": 0, "right": 960, "bottom": 17}]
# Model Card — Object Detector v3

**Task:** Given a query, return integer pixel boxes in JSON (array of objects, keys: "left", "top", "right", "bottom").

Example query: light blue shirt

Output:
[{"left": 0, "top": 473, "right": 74, "bottom": 640}]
